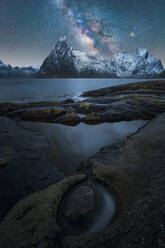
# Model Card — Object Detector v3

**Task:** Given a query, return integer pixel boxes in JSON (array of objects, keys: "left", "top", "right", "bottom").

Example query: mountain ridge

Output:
[
  {"left": 37, "top": 37, "right": 165, "bottom": 78},
  {"left": 1, "top": 37, "right": 165, "bottom": 78}
]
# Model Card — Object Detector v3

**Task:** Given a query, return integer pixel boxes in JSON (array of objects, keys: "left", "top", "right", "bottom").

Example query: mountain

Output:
[
  {"left": 0, "top": 60, "right": 12, "bottom": 78},
  {"left": 37, "top": 37, "right": 112, "bottom": 78},
  {"left": 0, "top": 60, "right": 38, "bottom": 79},
  {"left": 37, "top": 37, "right": 165, "bottom": 78},
  {"left": 1, "top": 38, "right": 165, "bottom": 79}
]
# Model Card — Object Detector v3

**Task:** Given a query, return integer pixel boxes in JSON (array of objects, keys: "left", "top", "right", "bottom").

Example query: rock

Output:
[
  {"left": 7, "top": 106, "right": 66, "bottom": 120},
  {"left": 60, "top": 99, "right": 75, "bottom": 104},
  {"left": 64, "top": 186, "right": 94, "bottom": 222},
  {"left": 1, "top": 80, "right": 165, "bottom": 124},
  {"left": 55, "top": 112, "right": 80, "bottom": 125},
  {"left": 1, "top": 114, "right": 165, "bottom": 247},
  {"left": 0, "top": 145, "right": 13, "bottom": 168},
  {"left": 0, "top": 117, "right": 64, "bottom": 223},
  {"left": 37, "top": 38, "right": 165, "bottom": 78},
  {"left": 0, "top": 175, "right": 86, "bottom": 248}
]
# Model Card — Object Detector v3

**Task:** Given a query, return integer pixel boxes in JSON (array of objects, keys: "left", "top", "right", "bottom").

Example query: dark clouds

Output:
[{"left": 0, "top": 0, "right": 165, "bottom": 66}]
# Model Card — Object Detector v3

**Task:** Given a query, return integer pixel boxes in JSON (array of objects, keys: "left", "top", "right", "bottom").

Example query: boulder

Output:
[{"left": 64, "top": 186, "right": 94, "bottom": 222}]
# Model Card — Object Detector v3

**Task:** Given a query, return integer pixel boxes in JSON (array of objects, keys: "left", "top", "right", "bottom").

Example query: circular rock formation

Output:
[
  {"left": 64, "top": 186, "right": 94, "bottom": 222},
  {"left": 59, "top": 183, "right": 117, "bottom": 236}
]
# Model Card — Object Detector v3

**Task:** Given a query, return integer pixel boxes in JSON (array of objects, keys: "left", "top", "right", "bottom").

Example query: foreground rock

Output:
[
  {"left": 37, "top": 37, "right": 165, "bottom": 78},
  {"left": 1, "top": 80, "right": 165, "bottom": 125},
  {"left": 0, "top": 117, "right": 63, "bottom": 223},
  {"left": 64, "top": 186, "right": 94, "bottom": 222},
  {"left": 0, "top": 113, "right": 165, "bottom": 248}
]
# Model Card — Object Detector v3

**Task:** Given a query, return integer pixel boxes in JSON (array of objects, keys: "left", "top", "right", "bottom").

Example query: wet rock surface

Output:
[
  {"left": 0, "top": 117, "right": 64, "bottom": 223},
  {"left": 0, "top": 80, "right": 165, "bottom": 247},
  {"left": 0, "top": 113, "right": 165, "bottom": 247},
  {"left": 0, "top": 80, "right": 164, "bottom": 125}
]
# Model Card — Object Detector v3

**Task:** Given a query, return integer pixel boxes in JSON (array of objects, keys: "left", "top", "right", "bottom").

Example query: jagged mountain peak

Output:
[{"left": 38, "top": 38, "right": 165, "bottom": 78}]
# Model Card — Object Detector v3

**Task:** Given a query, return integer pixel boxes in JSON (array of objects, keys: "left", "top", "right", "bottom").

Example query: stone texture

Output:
[
  {"left": 0, "top": 175, "right": 86, "bottom": 248},
  {"left": 0, "top": 114, "right": 165, "bottom": 247},
  {"left": 64, "top": 186, "right": 94, "bottom": 222},
  {"left": 0, "top": 117, "right": 63, "bottom": 223},
  {"left": 8, "top": 106, "right": 66, "bottom": 121},
  {"left": 1, "top": 80, "right": 165, "bottom": 125}
]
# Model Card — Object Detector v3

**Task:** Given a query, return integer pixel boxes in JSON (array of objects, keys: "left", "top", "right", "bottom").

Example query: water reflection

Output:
[{"left": 23, "top": 120, "right": 146, "bottom": 174}]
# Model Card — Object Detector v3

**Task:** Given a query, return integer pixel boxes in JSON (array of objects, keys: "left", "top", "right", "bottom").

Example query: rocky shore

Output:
[
  {"left": 0, "top": 80, "right": 165, "bottom": 248},
  {"left": 0, "top": 80, "right": 164, "bottom": 125}
]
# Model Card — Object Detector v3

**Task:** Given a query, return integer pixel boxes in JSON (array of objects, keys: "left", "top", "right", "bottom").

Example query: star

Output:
[{"left": 130, "top": 31, "right": 135, "bottom": 37}]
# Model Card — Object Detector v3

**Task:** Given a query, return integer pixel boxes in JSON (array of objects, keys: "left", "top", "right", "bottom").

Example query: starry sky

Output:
[{"left": 0, "top": 0, "right": 165, "bottom": 66}]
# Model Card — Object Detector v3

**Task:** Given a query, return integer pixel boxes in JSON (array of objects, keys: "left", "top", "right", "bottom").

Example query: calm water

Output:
[
  {"left": 0, "top": 78, "right": 160, "bottom": 103},
  {"left": 22, "top": 120, "right": 146, "bottom": 175}
]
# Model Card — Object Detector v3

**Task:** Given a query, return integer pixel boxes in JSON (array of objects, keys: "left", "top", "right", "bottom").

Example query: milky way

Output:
[
  {"left": 0, "top": 0, "right": 165, "bottom": 66},
  {"left": 51, "top": 0, "right": 119, "bottom": 56}
]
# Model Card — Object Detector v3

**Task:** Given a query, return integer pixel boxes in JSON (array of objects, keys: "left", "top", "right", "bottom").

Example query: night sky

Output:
[{"left": 0, "top": 0, "right": 165, "bottom": 66}]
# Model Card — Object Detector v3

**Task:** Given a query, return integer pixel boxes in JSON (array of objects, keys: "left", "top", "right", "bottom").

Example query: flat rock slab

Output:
[
  {"left": 0, "top": 113, "right": 165, "bottom": 248},
  {"left": 0, "top": 80, "right": 165, "bottom": 125}
]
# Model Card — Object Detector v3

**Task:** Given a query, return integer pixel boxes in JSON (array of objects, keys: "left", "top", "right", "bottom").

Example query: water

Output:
[
  {"left": 0, "top": 78, "right": 147, "bottom": 223},
  {"left": 22, "top": 120, "right": 146, "bottom": 175},
  {"left": 0, "top": 78, "right": 160, "bottom": 103}
]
